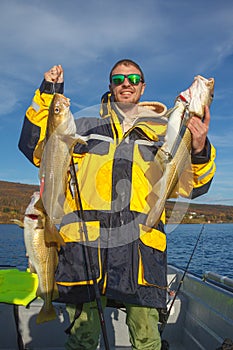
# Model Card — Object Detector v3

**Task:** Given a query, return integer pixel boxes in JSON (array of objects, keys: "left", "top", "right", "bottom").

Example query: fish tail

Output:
[{"left": 36, "top": 303, "right": 57, "bottom": 324}]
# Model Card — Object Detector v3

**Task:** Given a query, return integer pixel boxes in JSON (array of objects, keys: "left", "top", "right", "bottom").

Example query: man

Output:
[{"left": 19, "top": 59, "right": 216, "bottom": 349}]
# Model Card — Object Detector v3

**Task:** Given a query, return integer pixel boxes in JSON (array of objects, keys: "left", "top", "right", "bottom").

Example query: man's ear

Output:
[
  {"left": 141, "top": 83, "right": 146, "bottom": 96},
  {"left": 109, "top": 84, "right": 113, "bottom": 94}
]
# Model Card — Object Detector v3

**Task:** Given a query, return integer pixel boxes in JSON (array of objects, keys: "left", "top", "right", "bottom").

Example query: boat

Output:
[{"left": 1, "top": 264, "right": 233, "bottom": 350}]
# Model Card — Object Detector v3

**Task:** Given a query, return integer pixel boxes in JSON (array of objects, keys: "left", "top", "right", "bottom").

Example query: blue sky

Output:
[{"left": 0, "top": 0, "right": 233, "bottom": 206}]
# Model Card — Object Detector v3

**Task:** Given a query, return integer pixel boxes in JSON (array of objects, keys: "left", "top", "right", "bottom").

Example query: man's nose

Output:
[{"left": 122, "top": 77, "right": 131, "bottom": 86}]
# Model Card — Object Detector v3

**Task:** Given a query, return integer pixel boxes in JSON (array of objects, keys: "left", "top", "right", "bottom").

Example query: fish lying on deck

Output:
[
  {"left": 14, "top": 192, "right": 59, "bottom": 324},
  {"left": 146, "top": 75, "right": 215, "bottom": 227},
  {"left": 34, "top": 93, "right": 86, "bottom": 245}
]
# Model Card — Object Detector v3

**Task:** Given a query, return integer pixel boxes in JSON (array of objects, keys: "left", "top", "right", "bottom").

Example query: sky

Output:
[{"left": 0, "top": 0, "right": 233, "bottom": 206}]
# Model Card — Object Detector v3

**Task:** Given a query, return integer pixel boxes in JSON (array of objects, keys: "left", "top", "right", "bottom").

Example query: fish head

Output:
[
  {"left": 182, "top": 75, "right": 215, "bottom": 118},
  {"left": 194, "top": 75, "right": 214, "bottom": 106},
  {"left": 24, "top": 192, "right": 45, "bottom": 228},
  {"left": 47, "top": 93, "right": 75, "bottom": 136}
]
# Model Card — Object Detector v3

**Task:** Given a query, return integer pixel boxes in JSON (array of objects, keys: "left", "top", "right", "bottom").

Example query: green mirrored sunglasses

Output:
[{"left": 111, "top": 74, "right": 143, "bottom": 86}]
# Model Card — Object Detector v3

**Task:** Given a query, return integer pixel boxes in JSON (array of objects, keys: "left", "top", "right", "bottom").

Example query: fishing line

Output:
[
  {"left": 160, "top": 223, "right": 205, "bottom": 337},
  {"left": 70, "top": 157, "right": 110, "bottom": 350},
  {"left": 201, "top": 227, "right": 205, "bottom": 277}
]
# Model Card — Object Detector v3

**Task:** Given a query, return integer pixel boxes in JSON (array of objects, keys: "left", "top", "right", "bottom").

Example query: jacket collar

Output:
[{"left": 100, "top": 91, "right": 168, "bottom": 141}]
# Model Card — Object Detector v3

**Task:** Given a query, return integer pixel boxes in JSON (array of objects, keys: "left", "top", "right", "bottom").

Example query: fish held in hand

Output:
[
  {"left": 35, "top": 93, "right": 86, "bottom": 245},
  {"left": 24, "top": 192, "right": 59, "bottom": 324},
  {"left": 146, "top": 75, "right": 214, "bottom": 227}
]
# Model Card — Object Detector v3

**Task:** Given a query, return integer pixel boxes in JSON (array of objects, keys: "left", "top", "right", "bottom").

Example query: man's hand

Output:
[
  {"left": 44, "top": 65, "right": 64, "bottom": 83},
  {"left": 187, "top": 105, "right": 210, "bottom": 154}
]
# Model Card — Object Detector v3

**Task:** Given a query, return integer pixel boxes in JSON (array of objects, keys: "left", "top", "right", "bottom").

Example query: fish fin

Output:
[
  {"left": 34, "top": 197, "right": 45, "bottom": 213},
  {"left": 28, "top": 261, "right": 36, "bottom": 274},
  {"left": 63, "top": 134, "right": 87, "bottom": 147},
  {"left": 36, "top": 285, "right": 41, "bottom": 298},
  {"left": 74, "top": 133, "right": 87, "bottom": 145},
  {"left": 52, "top": 282, "right": 59, "bottom": 301},
  {"left": 44, "top": 216, "right": 65, "bottom": 246},
  {"left": 36, "top": 303, "right": 57, "bottom": 324},
  {"left": 36, "top": 215, "right": 45, "bottom": 229},
  {"left": 10, "top": 219, "right": 24, "bottom": 228},
  {"left": 33, "top": 141, "right": 45, "bottom": 161}
]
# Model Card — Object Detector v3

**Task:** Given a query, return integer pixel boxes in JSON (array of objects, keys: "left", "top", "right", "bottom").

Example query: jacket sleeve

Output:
[
  {"left": 18, "top": 80, "right": 64, "bottom": 166},
  {"left": 190, "top": 139, "right": 216, "bottom": 198},
  {"left": 177, "top": 138, "right": 216, "bottom": 199}
]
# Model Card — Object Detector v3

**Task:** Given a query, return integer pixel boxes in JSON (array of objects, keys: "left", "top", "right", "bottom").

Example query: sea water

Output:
[
  {"left": 166, "top": 223, "right": 233, "bottom": 279},
  {"left": 0, "top": 223, "right": 232, "bottom": 279}
]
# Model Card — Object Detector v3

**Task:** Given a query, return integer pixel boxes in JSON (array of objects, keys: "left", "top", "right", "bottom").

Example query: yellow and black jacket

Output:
[{"left": 18, "top": 80, "right": 216, "bottom": 308}]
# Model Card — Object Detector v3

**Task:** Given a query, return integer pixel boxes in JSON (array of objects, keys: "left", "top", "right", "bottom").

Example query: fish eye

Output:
[{"left": 54, "top": 107, "right": 60, "bottom": 114}]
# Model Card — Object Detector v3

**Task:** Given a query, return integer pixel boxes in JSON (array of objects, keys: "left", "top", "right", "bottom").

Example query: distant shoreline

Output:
[{"left": 0, "top": 180, "right": 233, "bottom": 224}]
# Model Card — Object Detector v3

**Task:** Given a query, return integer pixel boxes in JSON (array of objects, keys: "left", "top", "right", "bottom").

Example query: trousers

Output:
[{"left": 65, "top": 298, "right": 161, "bottom": 350}]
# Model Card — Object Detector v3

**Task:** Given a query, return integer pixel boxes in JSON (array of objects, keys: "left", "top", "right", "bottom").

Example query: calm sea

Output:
[{"left": 0, "top": 223, "right": 232, "bottom": 279}]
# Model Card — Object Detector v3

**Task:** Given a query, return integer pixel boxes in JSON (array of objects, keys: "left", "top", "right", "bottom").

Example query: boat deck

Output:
[
  {"left": 0, "top": 302, "right": 185, "bottom": 350},
  {"left": 1, "top": 265, "right": 232, "bottom": 349}
]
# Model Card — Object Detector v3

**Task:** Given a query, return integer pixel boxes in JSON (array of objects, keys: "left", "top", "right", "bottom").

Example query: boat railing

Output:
[{"left": 203, "top": 271, "right": 233, "bottom": 292}]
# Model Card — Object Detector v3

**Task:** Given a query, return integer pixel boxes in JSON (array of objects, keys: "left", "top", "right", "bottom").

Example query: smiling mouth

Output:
[{"left": 120, "top": 90, "right": 134, "bottom": 96}]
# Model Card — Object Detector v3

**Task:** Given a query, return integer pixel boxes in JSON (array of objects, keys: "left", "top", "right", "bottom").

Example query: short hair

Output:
[{"left": 109, "top": 59, "right": 145, "bottom": 83}]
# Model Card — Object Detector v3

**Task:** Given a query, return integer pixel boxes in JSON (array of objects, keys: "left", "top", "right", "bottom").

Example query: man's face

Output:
[{"left": 109, "top": 64, "right": 146, "bottom": 107}]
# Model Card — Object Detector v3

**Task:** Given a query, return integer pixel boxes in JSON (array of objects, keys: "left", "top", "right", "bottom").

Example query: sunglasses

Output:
[{"left": 111, "top": 74, "right": 143, "bottom": 86}]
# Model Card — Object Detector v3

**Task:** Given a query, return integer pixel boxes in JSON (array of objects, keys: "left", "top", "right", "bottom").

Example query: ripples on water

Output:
[
  {"left": 166, "top": 223, "right": 233, "bottom": 279},
  {"left": 0, "top": 224, "right": 27, "bottom": 270},
  {"left": 0, "top": 223, "right": 232, "bottom": 279}
]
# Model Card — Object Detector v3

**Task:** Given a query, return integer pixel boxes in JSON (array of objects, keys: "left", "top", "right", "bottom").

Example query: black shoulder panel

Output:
[{"left": 18, "top": 117, "right": 40, "bottom": 164}]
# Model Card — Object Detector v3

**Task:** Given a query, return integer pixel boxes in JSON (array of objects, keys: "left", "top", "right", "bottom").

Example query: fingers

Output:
[
  {"left": 188, "top": 105, "right": 211, "bottom": 133},
  {"left": 203, "top": 105, "right": 210, "bottom": 127},
  {"left": 187, "top": 106, "right": 211, "bottom": 154},
  {"left": 44, "top": 65, "right": 64, "bottom": 83},
  {"left": 56, "top": 65, "right": 64, "bottom": 83}
]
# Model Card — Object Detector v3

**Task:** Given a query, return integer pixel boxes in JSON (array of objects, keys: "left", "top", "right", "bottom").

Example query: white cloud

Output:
[{"left": 210, "top": 132, "right": 233, "bottom": 148}]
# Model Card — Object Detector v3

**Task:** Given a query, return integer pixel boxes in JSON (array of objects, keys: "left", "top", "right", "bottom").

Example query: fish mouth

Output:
[{"left": 25, "top": 214, "right": 39, "bottom": 220}]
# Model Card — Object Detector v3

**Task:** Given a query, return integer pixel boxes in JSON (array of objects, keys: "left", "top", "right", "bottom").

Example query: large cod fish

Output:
[
  {"left": 146, "top": 75, "right": 215, "bottom": 227},
  {"left": 35, "top": 93, "right": 86, "bottom": 245},
  {"left": 24, "top": 191, "right": 59, "bottom": 324}
]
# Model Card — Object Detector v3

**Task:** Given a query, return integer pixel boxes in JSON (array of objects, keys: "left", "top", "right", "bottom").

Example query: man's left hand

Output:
[{"left": 187, "top": 105, "right": 210, "bottom": 154}]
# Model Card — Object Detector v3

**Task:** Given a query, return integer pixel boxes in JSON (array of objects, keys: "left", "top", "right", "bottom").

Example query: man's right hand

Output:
[{"left": 44, "top": 65, "right": 64, "bottom": 83}]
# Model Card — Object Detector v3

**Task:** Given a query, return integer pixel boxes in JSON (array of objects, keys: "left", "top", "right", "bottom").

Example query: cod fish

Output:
[
  {"left": 24, "top": 191, "right": 59, "bottom": 324},
  {"left": 146, "top": 75, "right": 215, "bottom": 227},
  {"left": 35, "top": 93, "right": 86, "bottom": 245}
]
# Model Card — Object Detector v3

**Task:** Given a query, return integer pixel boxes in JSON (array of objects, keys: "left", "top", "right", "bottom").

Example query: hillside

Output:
[
  {"left": 0, "top": 180, "right": 233, "bottom": 224},
  {"left": 0, "top": 181, "right": 39, "bottom": 223}
]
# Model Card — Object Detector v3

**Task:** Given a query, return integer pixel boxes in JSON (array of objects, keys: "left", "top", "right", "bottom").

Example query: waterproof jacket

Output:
[{"left": 18, "top": 80, "right": 216, "bottom": 308}]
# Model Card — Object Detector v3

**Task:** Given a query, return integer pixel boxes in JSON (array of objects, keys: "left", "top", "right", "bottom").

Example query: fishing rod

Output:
[
  {"left": 70, "top": 157, "right": 110, "bottom": 350},
  {"left": 159, "top": 223, "right": 205, "bottom": 337}
]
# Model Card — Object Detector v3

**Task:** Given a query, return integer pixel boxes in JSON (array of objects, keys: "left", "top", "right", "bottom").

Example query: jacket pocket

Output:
[
  {"left": 60, "top": 220, "right": 100, "bottom": 243},
  {"left": 138, "top": 241, "right": 167, "bottom": 288},
  {"left": 55, "top": 239, "right": 102, "bottom": 286},
  {"left": 138, "top": 225, "right": 167, "bottom": 288}
]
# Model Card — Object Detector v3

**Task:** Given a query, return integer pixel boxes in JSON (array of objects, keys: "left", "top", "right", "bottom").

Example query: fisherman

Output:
[{"left": 18, "top": 59, "right": 216, "bottom": 350}]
